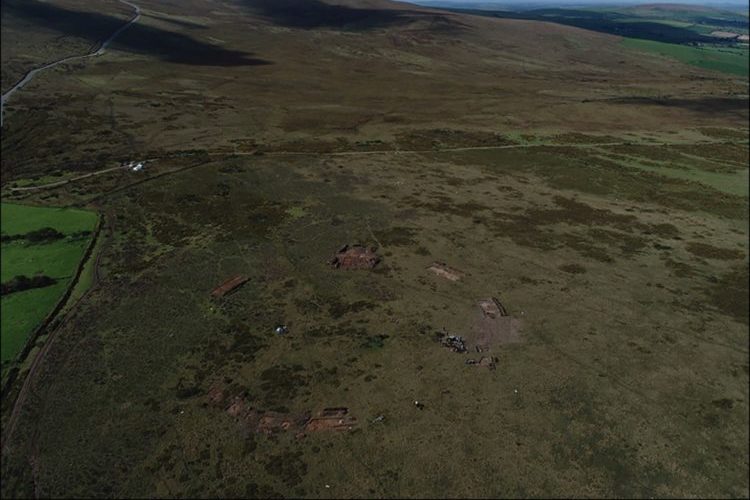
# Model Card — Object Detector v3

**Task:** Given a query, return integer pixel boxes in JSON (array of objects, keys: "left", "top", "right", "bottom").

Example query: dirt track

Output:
[{"left": 7, "top": 139, "right": 747, "bottom": 193}]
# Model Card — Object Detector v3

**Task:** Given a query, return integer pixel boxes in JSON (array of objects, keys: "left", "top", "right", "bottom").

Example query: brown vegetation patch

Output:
[
  {"left": 549, "top": 132, "right": 620, "bottom": 144},
  {"left": 647, "top": 223, "right": 681, "bottom": 239},
  {"left": 478, "top": 356, "right": 497, "bottom": 370},
  {"left": 207, "top": 384, "right": 226, "bottom": 407},
  {"left": 490, "top": 195, "right": 652, "bottom": 262},
  {"left": 706, "top": 266, "right": 749, "bottom": 325},
  {"left": 697, "top": 128, "right": 750, "bottom": 141},
  {"left": 663, "top": 257, "right": 696, "bottom": 278},
  {"left": 670, "top": 143, "right": 749, "bottom": 167},
  {"left": 377, "top": 226, "right": 418, "bottom": 246},
  {"left": 605, "top": 144, "right": 683, "bottom": 163},
  {"left": 227, "top": 396, "right": 248, "bottom": 418},
  {"left": 519, "top": 148, "right": 747, "bottom": 219},
  {"left": 396, "top": 128, "right": 516, "bottom": 150},
  {"left": 686, "top": 242, "right": 745, "bottom": 260},
  {"left": 532, "top": 196, "right": 643, "bottom": 231},
  {"left": 559, "top": 263, "right": 587, "bottom": 274}
]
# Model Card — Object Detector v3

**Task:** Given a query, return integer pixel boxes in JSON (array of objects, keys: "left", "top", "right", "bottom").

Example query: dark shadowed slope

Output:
[
  {"left": 239, "top": 0, "right": 465, "bottom": 31},
  {"left": 3, "top": 0, "right": 271, "bottom": 67}
]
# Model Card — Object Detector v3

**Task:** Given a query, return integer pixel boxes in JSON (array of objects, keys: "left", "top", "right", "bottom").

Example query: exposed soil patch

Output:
[
  {"left": 304, "top": 407, "right": 357, "bottom": 432},
  {"left": 329, "top": 244, "right": 380, "bottom": 270},
  {"left": 468, "top": 298, "right": 522, "bottom": 349},
  {"left": 256, "top": 411, "right": 312, "bottom": 435},
  {"left": 206, "top": 384, "right": 226, "bottom": 407},
  {"left": 428, "top": 262, "right": 463, "bottom": 281},
  {"left": 221, "top": 396, "right": 356, "bottom": 437},
  {"left": 210, "top": 275, "right": 249, "bottom": 298}
]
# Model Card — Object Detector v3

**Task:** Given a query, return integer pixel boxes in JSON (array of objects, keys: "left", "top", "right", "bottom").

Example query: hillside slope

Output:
[{"left": 1, "top": 0, "right": 747, "bottom": 178}]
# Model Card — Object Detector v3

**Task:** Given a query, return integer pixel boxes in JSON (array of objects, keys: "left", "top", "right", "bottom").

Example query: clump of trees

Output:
[
  {"left": 68, "top": 230, "right": 92, "bottom": 241},
  {"left": 1, "top": 227, "right": 66, "bottom": 243},
  {"left": 1, "top": 275, "right": 57, "bottom": 295}
]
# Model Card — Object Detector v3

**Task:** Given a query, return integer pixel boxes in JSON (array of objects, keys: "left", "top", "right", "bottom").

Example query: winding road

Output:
[{"left": 0, "top": 0, "right": 141, "bottom": 127}]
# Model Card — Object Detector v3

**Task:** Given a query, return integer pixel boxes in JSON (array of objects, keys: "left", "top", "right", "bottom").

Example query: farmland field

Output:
[
  {"left": 1, "top": 203, "right": 97, "bottom": 363},
  {"left": 622, "top": 38, "right": 749, "bottom": 77}
]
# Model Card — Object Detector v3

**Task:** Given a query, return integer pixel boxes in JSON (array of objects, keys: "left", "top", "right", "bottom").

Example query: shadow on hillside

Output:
[
  {"left": 477, "top": 9, "right": 722, "bottom": 45},
  {"left": 242, "top": 0, "right": 405, "bottom": 29},
  {"left": 3, "top": 0, "right": 271, "bottom": 67},
  {"left": 241, "top": 0, "right": 460, "bottom": 31},
  {"left": 611, "top": 96, "right": 750, "bottom": 116},
  {"left": 144, "top": 13, "right": 209, "bottom": 31}
]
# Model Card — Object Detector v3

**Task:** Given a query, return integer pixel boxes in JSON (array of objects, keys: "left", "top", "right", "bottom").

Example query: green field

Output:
[
  {"left": 622, "top": 38, "right": 749, "bottom": 77},
  {"left": 1, "top": 203, "right": 97, "bottom": 362}
]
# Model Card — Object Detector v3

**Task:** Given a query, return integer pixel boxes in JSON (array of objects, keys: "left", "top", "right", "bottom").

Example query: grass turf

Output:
[
  {"left": 1, "top": 202, "right": 97, "bottom": 362},
  {"left": 622, "top": 38, "right": 749, "bottom": 77}
]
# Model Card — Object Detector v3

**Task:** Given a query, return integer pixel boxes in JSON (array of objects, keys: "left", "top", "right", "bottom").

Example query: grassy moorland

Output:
[
  {"left": 0, "top": 0, "right": 747, "bottom": 498},
  {"left": 1, "top": 203, "right": 97, "bottom": 363},
  {"left": 2, "top": 129, "right": 747, "bottom": 498},
  {"left": 449, "top": 3, "right": 749, "bottom": 77}
]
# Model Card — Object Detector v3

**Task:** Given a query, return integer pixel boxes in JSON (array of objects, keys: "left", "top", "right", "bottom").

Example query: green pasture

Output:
[
  {"left": 622, "top": 38, "right": 749, "bottom": 77},
  {"left": 1, "top": 203, "right": 97, "bottom": 362}
]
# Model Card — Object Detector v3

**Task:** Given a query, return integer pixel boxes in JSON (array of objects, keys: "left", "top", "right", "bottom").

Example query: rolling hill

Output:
[{"left": 1, "top": 1, "right": 747, "bottom": 498}]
